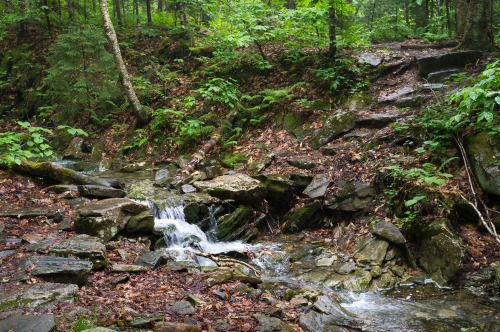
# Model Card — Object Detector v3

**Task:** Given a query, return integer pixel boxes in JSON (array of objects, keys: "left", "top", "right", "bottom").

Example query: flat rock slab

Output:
[
  {"left": 193, "top": 173, "right": 267, "bottom": 205},
  {"left": 394, "top": 95, "right": 426, "bottom": 108},
  {"left": 45, "top": 184, "right": 78, "bottom": 194},
  {"left": 0, "top": 282, "right": 78, "bottom": 309},
  {"left": 286, "top": 159, "right": 317, "bottom": 170},
  {"left": 427, "top": 69, "right": 461, "bottom": 83},
  {"left": 154, "top": 321, "right": 202, "bottom": 332},
  {"left": 78, "top": 185, "right": 126, "bottom": 199},
  {"left": 418, "top": 83, "right": 448, "bottom": 91},
  {"left": 356, "top": 113, "right": 398, "bottom": 128},
  {"left": 0, "top": 314, "right": 55, "bottom": 332},
  {"left": 33, "top": 256, "right": 92, "bottom": 287},
  {"left": 417, "top": 51, "right": 482, "bottom": 76},
  {"left": 377, "top": 87, "right": 415, "bottom": 103},
  {"left": 49, "top": 234, "right": 108, "bottom": 270},
  {"left": 358, "top": 53, "right": 383, "bottom": 67},
  {"left": 303, "top": 174, "right": 330, "bottom": 199},
  {"left": 135, "top": 251, "right": 169, "bottom": 269},
  {"left": 111, "top": 264, "right": 149, "bottom": 273},
  {"left": 354, "top": 237, "right": 390, "bottom": 265},
  {"left": 0, "top": 207, "right": 62, "bottom": 218},
  {"left": 308, "top": 110, "right": 356, "bottom": 149}
]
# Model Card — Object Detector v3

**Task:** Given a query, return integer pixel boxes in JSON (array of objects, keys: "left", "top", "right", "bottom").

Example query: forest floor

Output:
[{"left": 1, "top": 37, "right": 500, "bottom": 331}]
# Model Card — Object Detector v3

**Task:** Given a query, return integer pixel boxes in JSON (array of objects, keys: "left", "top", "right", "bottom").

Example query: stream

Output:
[{"left": 57, "top": 160, "right": 500, "bottom": 331}]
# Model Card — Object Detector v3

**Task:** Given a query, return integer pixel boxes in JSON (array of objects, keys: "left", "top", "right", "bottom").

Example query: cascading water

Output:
[{"left": 149, "top": 201, "right": 255, "bottom": 264}]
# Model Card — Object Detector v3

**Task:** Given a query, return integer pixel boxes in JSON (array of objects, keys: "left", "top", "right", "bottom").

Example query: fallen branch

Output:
[
  {"left": 460, "top": 194, "right": 500, "bottom": 245},
  {"left": 0, "top": 158, "right": 111, "bottom": 186},
  {"left": 180, "top": 110, "right": 238, "bottom": 178},
  {"left": 190, "top": 250, "right": 260, "bottom": 277}
]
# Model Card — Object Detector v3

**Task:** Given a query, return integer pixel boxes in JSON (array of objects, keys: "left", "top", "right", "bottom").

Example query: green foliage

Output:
[
  {"left": 0, "top": 122, "right": 53, "bottom": 165},
  {"left": 44, "top": 25, "right": 120, "bottom": 122},
  {"left": 195, "top": 78, "right": 240, "bottom": 108},
  {"left": 57, "top": 125, "right": 88, "bottom": 137}
]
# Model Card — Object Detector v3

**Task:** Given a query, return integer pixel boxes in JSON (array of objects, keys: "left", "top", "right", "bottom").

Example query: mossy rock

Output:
[
  {"left": 282, "top": 201, "right": 322, "bottom": 233},
  {"left": 465, "top": 131, "right": 500, "bottom": 196},
  {"left": 217, "top": 205, "right": 256, "bottom": 241},
  {"left": 220, "top": 153, "right": 248, "bottom": 169}
]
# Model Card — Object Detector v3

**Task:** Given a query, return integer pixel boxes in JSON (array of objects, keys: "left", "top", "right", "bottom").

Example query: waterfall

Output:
[{"left": 150, "top": 201, "right": 254, "bottom": 264}]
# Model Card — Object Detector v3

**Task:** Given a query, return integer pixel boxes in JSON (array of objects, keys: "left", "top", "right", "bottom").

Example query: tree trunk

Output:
[
  {"left": 158, "top": 0, "right": 163, "bottom": 12},
  {"left": 114, "top": 0, "right": 122, "bottom": 26},
  {"left": 179, "top": 0, "right": 188, "bottom": 25},
  {"left": 327, "top": 0, "right": 336, "bottom": 58},
  {"left": 146, "top": 0, "right": 152, "bottom": 24},
  {"left": 415, "top": 0, "right": 429, "bottom": 30},
  {"left": 99, "top": 0, "right": 151, "bottom": 125},
  {"left": 445, "top": 0, "right": 452, "bottom": 37},
  {"left": 458, "top": 0, "right": 494, "bottom": 51},
  {"left": 455, "top": 0, "right": 469, "bottom": 37},
  {"left": 180, "top": 110, "right": 239, "bottom": 177},
  {"left": 134, "top": 0, "right": 139, "bottom": 24}
]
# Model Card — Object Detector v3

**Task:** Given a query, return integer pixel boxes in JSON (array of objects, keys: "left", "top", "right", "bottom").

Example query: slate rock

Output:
[
  {"left": 377, "top": 87, "right": 415, "bottom": 103},
  {"left": 89, "top": 137, "right": 106, "bottom": 162},
  {"left": 45, "top": 184, "right": 78, "bottom": 194},
  {"left": 63, "top": 136, "right": 86, "bottom": 159},
  {"left": 290, "top": 173, "right": 313, "bottom": 190},
  {"left": 217, "top": 206, "right": 258, "bottom": 242},
  {"left": 25, "top": 238, "right": 55, "bottom": 253},
  {"left": 253, "top": 314, "right": 282, "bottom": 332},
  {"left": 0, "top": 283, "right": 78, "bottom": 309},
  {"left": 357, "top": 113, "right": 399, "bottom": 128},
  {"left": 358, "top": 53, "right": 383, "bottom": 67},
  {"left": 78, "top": 185, "right": 126, "bottom": 199},
  {"left": 283, "top": 201, "right": 322, "bottom": 234},
  {"left": 181, "top": 184, "right": 197, "bottom": 194},
  {"left": 153, "top": 321, "right": 202, "bottom": 332},
  {"left": 111, "top": 264, "right": 149, "bottom": 273},
  {"left": 82, "top": 328, "right": 117, "bottom": 332},
  {"left": 371, "top": 220, "right": 406, "bottom": 245},
  {"left": 247, "top": 153, "right": 275, "bottom": 174},
  {"left": 135, "top": 251, "right": 169, "bottom": 269},
  {"left": 427, "top": 69, "right": 461, "bottom": 83},
  {"left": 154, "top": 164, "right": 179, "bottom": 187},
  {"left": 417, "top": 51, "right": 482, "bottom": 77},
  {"left": 0, "top": 206, "right": 61, "bottom": 218},
  {"left": 309, "top": 110, "right": 356, "bottom": 149},
  {"left": 120, "top": 162, "right": 148, "bottom": 173},
  {"left": 303, "top": 174, "right": 330, "bottom": 199},
  {"left": 418, "top": 83, "right": 448, "bottom": 91},
  {"left": 168, "top": 301, "right": 196, "bottom": 315},
  {"left": 354, "top": 237, "right": 389, "bottom": 265},
  {"left": 74, "top": 198, "right": 149, "bottom": 241},
  {"left": 465, "top": 131, "right": 500, "bottom": 196},
  {"left": 321, "top": 146, "right": 337, "bottom": 156},
  {"left": 286, "top": 158, "right": 316, "bottom": 170},
  {"left": 125, "top": 209, "right": 155, "bottom": 234},
  {"left": 56, "top": 216, "right": 73, "bottom": 231},
  {"left": 33, "top": 256, "right": 92, "bottom": 287},
  {"left": 49, "top": 234, "right": 108, "bottom": 270},
  {"left": 0, "top": 314, "right": 55, "bottom": 332},
  {"left": 334, "top": 261, "right": 356, "bottom": 275},
  {"left": 193, "top": 173, "right": 267, "bottom": 205},
  {"left": 253, "top": 173, "right": 293, "bottom": 209},
  {"left": 394, "top": 95, "right": 426, "bottom": 108}
]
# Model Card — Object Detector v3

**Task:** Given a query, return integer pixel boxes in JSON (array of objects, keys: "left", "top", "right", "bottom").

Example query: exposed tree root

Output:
[{"left": 190, "top": 250, "right": 261, "bottom": 277}]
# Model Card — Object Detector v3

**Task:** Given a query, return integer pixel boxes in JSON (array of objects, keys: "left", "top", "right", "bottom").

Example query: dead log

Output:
[
  {"left": 190, "top": 250, "right": 260, "bottom": 277},
  {"left": 0, "top": 158, "right": 111, "bottom": 186},
  {"left": 180, "top": 110, "right": 239, "bottom": 178}
]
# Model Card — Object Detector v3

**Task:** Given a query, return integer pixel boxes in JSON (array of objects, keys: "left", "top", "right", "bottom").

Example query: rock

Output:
[
  {"left": 289, "top": 243, "right": 318, "bottom": 262},
  {"left": 371, "top": 220, "right": 406, "bottom": 245},
  {"left": 321, "top": 146, "right": 337, "bottom": 156},
  {"left": 125, "top": 209, "right": 155, "bottom": 234},
  {"left": 120, "top": 162, "right": 148, "bottom": 173},
  {"left": 494, "top": 264, "right": 500, "bottom": 287},
  {"left": 202, "top": 165, "right": 223, "bottom": 180},
  {"left": 25, "top": 238, "right": 55, "bottom": 253},
  {"left": 418, "top": 220, "right": 464, "bottom": 285},
  {"left": 356, "top": 113, "right": 398, "bottom": 128},
  {"left": 343, "top": 92, "right": 372, "bottom": 112},
  {"left": 49, "top": 234, "right": 108, "bottom": 270},
  {"left": 254, "top": 173, "right": 293, "bottom": 209},
  {"left": 465, "top": 131, "right": 500, "bottom": 195},
  {"left": 358, "top": 53, "right": 383, "bottom": 67},
  {"left": 216, "top": 206, "right": 257, "bottom": 242},
  {"left": 82, "top": 328, "right": 117, "bottom": 332},
  {"left": 369, "top": 271, "right": 397, "bottom": 291},
  {"left": 427, "top": 69, "right": 461, "bottom": 83},
  {"left": 32, "top": 256, "right": 92, "bottom": 287},
  {"left": 416, "top": 51, "right": 482, "bottom": 77},
  {"left": 193, "top": 173, "right": 267, "bottom": 205},
  {"left": 63, "top": 136, "right": 86, "bottom": 159},
  {"left": 0, "top": 283, "right": 78, "bottom": 309},
  {"left": 286, "top": 158, "right": 316, "bottom": 170},
  {"left": 282, "top": 112, "right": 303, "bottom": 130},
  {"left": 334, "top": 261, "right": 356, "bottom": 275},
  {"left": 154, "top": 321, "right": 202, "bottom": 332},
  {"left": 111, "top": 264, "right": 149, "bottom": 273},
  {"left": 74, "top": 198, "right": 149, "bottom": 241},
  {"left": 181, "top": 184, "right": 196, "bottom": 194},
  {"left": 56, "top": 216, "right": 72, "bottom": 231},
  {"left": 45, "top": 184, "right": 78, "bottom": 194},
  {"left": 378, "top": 87, "right": 415, "bottom": 103},
  {"left": 135, "top": 251, "right": 169, "bottom": 269},
  {"left": 354, "top": 237, "right": 389, "bottom": 265},
  {"left": 89, "top": 137, "right": 106, "bottom": 162},
  {"left": 309, "top": 110, "right": 356, "bottom": 149},
  {"left": 212, "top": 319, "right": 233, "bottom": 330},
  {"left": 247, "top": 153, "right": 275, "bottom": 174},
  {"left": 253, "top": 314, "right": 282, "bottom": 332},
  {"left": 131, "top": 314, "right": 162, "bottom": 328},
  {"left": 0, "top": 314, "right": 55, "bottom": 332},
  {"left": 394, "top": 95, "right": 426, "bottom": 108},
  {"left": 0, "top": 206, "right": 62, "bottom": 218},
  {"left": 418, "top": 83, "right": 448, "bottom": 91},
  {"left": 174, "top": 154, "right": 192, "bottom": 169},
  {"left": 303, "top": 174, "right": 330, "bottom": 199},
  {"left": 313, "top": 295, "right": 353, "bottom": 319},
  {"left": 220, "top": 153, "right": 248, "bottom": 169},
  {"left": 78, "top": 185, "right": 126, "bottom": 199},
  {"left": 316, "top": 257, "right": 336, "bottom": 267},
  {"left": 21, "top": 234, "right": 45, "bottom": 244},
  {"left": 343, "top": 268, "right": 373, "bottom": 292},
  {"left": 154, "top": 164, "right": 179, "bottom": 187},
  {"left": 167, "top": 301, "right": 196, "bottom": 315},
  {"left": 325, "top": 182, "right": 375, "bottom": 212},
  {"left": 290, "top": 173, "right": 313, "bottom": 190},
  {"left": 283, "top": 201, "right": 322, "bottom": 233}
]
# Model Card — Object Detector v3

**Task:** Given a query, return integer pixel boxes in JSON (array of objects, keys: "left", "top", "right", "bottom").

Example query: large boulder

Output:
[
  {"left": 309, "top": 110, "right": 356, "bottom": 149},
  {"left": 32, "top": 256, "right": 92, "bottom": 287},
  {"left": 0, "top": 283, "right": 78, "bottom": 310},
  {"left": 465, "top": 131, "right": 500, "bottom": 196},
  {"left": 125, "top": 209, "right": 155, "bottom": 234},
  {"left": 418, "top": 220, "right": 465, "bottom": 285},
  {"left": 193, "top": 173, "right": 267, "bottom": 205},
  {"left": 416, "top": 51, "right": 482, "bottom": 77},
  {"left": 353, "top": 237, "right": 389, "bottom": 265},
  {"left": 216, "top": 206, "right": 258, "bottom": 242},
  {"left": 49, "top": 234, "right": 108, "bottom": 269},
  {"left": 74, "top": 198, "right": 150, "bottom": 241},
  {"left": 63, "top": 137, "right": 86, "bottom": 159}
]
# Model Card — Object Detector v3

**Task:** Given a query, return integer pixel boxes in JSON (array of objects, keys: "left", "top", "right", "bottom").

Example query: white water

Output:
[{"left": 151, "top": 202, "right": 254, "bottom": 264}]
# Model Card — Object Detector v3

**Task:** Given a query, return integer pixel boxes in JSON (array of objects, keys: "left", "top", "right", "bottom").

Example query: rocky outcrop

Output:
[
  {"left": 325, "top": 182, "right": 375, "bottom": 212},
  {"left": 193, "top": 173, "right": 267, "bottom": 205},
  {"left": 49, "top": 234, "right": 108, "bottom": 269},
  {"left": 216, "top": 206, "right": 258, "bottom": 242},
  {"left": 125, "top": 209, "right": 155, "bottom": 234},
  {"left": 309, "top": 110, "right": 356, "bottom": 149},
  {"left": 465, "top": 131, "right": 500, "bottom": 196},
  {"left": 418, "top": 220, "right": 465, "bottom": 285},
  {"left": 74, "top": 198, "right": 150, "bottom": 241},
  {"left": 282, "top": 201, "right": 322, "bottom": 233},
  {"left": 0, "top": 314, "right": 55, "bottom": 332},
  {"left": 416, "top": 51, "right": 482, "bottom": 77},
  {"left": 0, "top": 283, "right": 78, "bottom": 310}
]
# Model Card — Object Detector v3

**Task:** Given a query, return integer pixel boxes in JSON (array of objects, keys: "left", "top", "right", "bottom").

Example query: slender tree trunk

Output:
[
  {"left": 146, "top": 0, "right": 152, "bottom": 24},
  {"left": 445, "top": 0, "right": 452, "bottom": 37},
  {"left": 455, "top": 0, "right": 469, "bottom": 37},
  {"left": 114, "top": 0, "right": 122, "bottom": 26},
  {"left": 83, "top": 0, "right": 87, "bottom": 22},
  {"left": 328, "top": 0, "right": 336, "bottom": 58},
  {"left": 42, "top": 0, "right": 52, "bottom": 31},
  {"left": 158, "top": 0, "right": 163, "bottom": 12},
  {"left": 179, "top": 0, "right": 188, "bottom": 25},
  {"left": 68, "top": 0, "right": 74, "bottom": 23},
  {"left": 134, "top": 0, "right": 139, "bottom": 24},
  {"left": 98, "top": 0, "right": 151, "bottom": 125},
  {"left": 121, "top": 0, "right": 126, "bottom": 23},
  {"left": 415, "top": 0, "right": 429, "bottom": 30},
  {"left": 458, "top": 0, "right": 494, "bottom": 51}
]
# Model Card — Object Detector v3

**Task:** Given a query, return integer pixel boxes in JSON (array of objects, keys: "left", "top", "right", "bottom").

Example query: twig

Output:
[
  {"left": 190, "top": 251, "right": 261, "bottom": 277},
  {"left": 460, "top": 194, "right": 500, "bottom": 245}
]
